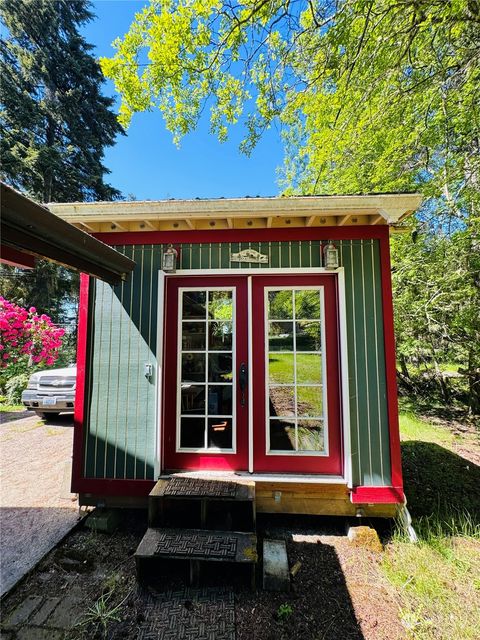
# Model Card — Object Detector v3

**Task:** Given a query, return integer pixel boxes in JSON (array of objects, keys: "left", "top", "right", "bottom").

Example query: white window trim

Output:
[{"left": 155, "top": 271, "right": 166, "bottom": 477}]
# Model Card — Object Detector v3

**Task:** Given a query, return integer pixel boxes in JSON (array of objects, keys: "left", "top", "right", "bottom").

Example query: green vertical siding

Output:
[{"left": 85, "top": 239, "right": 391, "bottom": 486}]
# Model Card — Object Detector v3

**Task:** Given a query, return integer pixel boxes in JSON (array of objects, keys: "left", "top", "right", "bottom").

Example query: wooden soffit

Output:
[{"left": 47, "top": 193, "right": 423, "bottom": 234}]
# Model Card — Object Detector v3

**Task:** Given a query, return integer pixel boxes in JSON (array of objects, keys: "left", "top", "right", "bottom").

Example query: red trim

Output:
[
  {"left": 350, "top": 486, "right": 404, "bottom": 504},
  {"left": 0, "top": 245, "right": 35, "bottom": 268},
  {"left": 252, "top": 275, "right": 343, "bottom": 474},
  {"left": 379, "top": 235, "right": 403, "bottom": 491},
  {"left": 75, "top": 478, "right": 155, "bottom": 496},
  {"left": 72, "top": 273, "right": 89, "bottom": 493},
  {"left": 94, "top": 226, "right": 389, "bottom": 246}
]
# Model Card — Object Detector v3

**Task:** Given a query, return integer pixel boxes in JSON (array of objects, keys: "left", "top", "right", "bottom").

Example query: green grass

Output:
[
  {"left": 382, "top": 407, "right": 480, "bottom": 639},
  {"left": 0, "top": 402, "right": 25, "bottom": 412},
  {"left": 399, "top": 411, "right": 455, "bottom": 446},
  {"left": 382, "top": 529, "right": 480, "bottom": 639}
]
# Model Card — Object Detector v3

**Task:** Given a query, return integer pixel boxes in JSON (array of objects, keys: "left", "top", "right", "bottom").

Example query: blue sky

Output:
[{"left": 83, "top": 0, "right": 284, "bottom": 200}]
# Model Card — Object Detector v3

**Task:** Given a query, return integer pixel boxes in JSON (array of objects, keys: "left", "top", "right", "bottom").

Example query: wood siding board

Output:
[
  {"left": 133, "top": 247, "right": 145, "bottom": 480},
  {"left": 104, "top": 284, "right": 116, "bottom": 478},
  {"left": 220, "top": 243, "right": 229, "bottom": 269},
  {"left": 210, "top": 243, "right": 220, "bottom": 269},
  {"left": 342, "top": 241, "right": 361, "bottom": 486},
  {"left": 113, "top": 269, "right": 126, "bottom": 479},
  {"left": 354, "top": 241, "right": 373, "bottom": 484},
  {"left": 373, "top": 241, "right": 391, "bottom": 483},
  {"left": 363, "top": 241, "right": 384, "bottom": 485},
  {"left": 291, "top": 241, "right": 300, "bottom": 268},
  {"left": 311, "top": 240, "right": 321, "bottom": 267},
  {"left": 299, "top": 241, "right": 309, "bottom": 267}
]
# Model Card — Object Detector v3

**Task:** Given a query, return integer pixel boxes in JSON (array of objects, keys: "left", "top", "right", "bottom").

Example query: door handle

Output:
[{"left": 239, "top": 362, "right": 247, "bottom": 406}]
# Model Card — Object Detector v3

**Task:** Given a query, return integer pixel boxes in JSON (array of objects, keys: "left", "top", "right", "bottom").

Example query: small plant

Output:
[
  {"left": 78, "top": 586, "right": 131, "bottom": 639},
  {"left": 276, "top": 602, "right": 293, "bottom": 622}
]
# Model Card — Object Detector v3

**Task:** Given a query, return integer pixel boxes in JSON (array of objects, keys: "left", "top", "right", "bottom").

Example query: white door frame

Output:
[{"left": 158, "top": 267, "right": 352, "bottom": 486}]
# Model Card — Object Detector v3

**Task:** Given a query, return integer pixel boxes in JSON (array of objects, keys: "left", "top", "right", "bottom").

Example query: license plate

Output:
[{"left": 43, "top": 397, "right": 57, "bottom": 406}]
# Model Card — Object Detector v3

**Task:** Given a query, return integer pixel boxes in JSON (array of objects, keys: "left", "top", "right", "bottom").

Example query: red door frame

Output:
[
  {"left": 163, "top": 276, "right": 249, "bottom": 471},
  {"left": 163, "top": 273, "right": 343, "bottom": 475},
  {"left": 251, "top": 275, "right": 343, "bottom": 474}
]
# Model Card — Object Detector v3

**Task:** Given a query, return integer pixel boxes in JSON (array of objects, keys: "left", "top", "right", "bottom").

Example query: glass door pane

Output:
[
  {"left": 178, "top": 288, "right": 234, "bottom": 451},
  {"left": 267, "top": 287, "right": 326, "bottom": 454}
]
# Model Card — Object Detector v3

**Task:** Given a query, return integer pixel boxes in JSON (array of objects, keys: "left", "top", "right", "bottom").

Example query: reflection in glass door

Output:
[
  {"left": 252, "top": 274, "right": 342, "bottom": 475},
  {"left": 267, "top": 288, "right": 327, "bottom": 455},
  {"left": 178, "top": 288, "right": 235, "bottom": 452}
]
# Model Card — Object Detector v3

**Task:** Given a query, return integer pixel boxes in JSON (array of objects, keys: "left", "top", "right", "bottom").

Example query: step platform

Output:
[
  {"left": 149, "top": 476, "right": 256, "bottom": 532},
  {"left": 135, "top": 527, "right": 258, "bottom": 587}
]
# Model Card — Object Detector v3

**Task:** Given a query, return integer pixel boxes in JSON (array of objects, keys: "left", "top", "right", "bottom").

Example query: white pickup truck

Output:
[{"left": 21, "top": 366, "right": 76, "bottom": 418}]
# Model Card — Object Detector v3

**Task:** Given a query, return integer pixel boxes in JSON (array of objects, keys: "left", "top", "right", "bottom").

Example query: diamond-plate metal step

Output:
[
  {"left": 135, "top": 527, "right": 257, "bottom": 588},
  {"left": 151, "top": 477, "right": 255, "bottom": 501},
  {"left": 148, "top": 477, "right": 256, "bottom": 532}
]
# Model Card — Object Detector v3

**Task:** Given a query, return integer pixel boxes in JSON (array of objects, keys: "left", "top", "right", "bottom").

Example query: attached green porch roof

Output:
[{"left": 0, "top": 182, "right": 135, "bottom": 283}]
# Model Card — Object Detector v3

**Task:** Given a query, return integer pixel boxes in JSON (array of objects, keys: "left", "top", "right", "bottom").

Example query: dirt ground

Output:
[
  {"left": 0, "top": 511, "right": 403, "bottom": 640},
  {"left": 1, "top": 409, "right": 478, "bottom": 640}
]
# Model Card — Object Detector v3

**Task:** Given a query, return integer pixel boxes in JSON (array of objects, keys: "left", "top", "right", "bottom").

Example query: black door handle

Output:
[{"left": 239, "top": 362, "right": 247, "bottom": 406}]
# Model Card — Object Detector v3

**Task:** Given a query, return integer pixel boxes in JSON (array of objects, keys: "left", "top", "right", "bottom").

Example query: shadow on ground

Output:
[{"left": 401, "top": 440, "right": 480, "bottom": 524}]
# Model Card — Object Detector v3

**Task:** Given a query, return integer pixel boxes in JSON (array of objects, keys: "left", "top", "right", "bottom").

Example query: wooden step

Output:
[
  {"left": 152, "top": 477, "right": 255, "bottom": 501},
  {"left": 135, "top": 527, "right": 257, "bottom": 587},
  {"left": 149, "top": 477, "right": 256, "bottom": 531}
]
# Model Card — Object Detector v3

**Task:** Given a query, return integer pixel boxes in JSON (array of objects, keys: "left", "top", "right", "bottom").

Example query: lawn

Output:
[{"left": 380, "top": 409, "right": 480, "bottom": 640}]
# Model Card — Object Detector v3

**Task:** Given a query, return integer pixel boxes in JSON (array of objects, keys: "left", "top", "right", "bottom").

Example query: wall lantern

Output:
[
  {"left": 162, "top": 244, "right": 178, "bottom": 273},
  {"left": 323, "top": 242, "right": 339, "bottom": 269}
]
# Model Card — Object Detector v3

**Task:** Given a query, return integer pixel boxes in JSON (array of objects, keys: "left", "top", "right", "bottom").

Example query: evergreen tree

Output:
[
  {"left": 0, "top": 0, "right": 123, "bottom": 202},
  {"left": 0, "top": 0, "right": 124, "bottom": 364}
]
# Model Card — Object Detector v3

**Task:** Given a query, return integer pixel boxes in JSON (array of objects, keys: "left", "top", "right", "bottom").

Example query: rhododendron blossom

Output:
[{"left": 0, "top": 297, "right": 65, "bottom": 368}]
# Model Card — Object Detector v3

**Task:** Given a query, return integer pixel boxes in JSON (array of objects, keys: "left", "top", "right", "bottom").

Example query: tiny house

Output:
[{"left": 50, "top": 194, "right": 421, "bottom": 518}]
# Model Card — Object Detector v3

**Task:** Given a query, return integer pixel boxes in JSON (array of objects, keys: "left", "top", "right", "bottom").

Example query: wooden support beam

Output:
[
  {"left": 337, "top": 214, "right": 352, "bottom": 226},
  {"left": 140, "top": 219, "right": 157, "bottom": 230},
  {"left": 184, "top": 218, "right": 195, "bottom": 229},
  {"left": 370, "top": 214, "right": 384, "bottom": 225},
  {"left": 78, "top": 221, "right": 95, "bottom": 232},
  {"left": 306, "top": 215, "right": 316, "bottom": 227},
  {"left": 266, "top": 217, "right": 273, "bottom": 228},
  {"left": 226, "top": 217, "right": 233, "bottom": 229}
]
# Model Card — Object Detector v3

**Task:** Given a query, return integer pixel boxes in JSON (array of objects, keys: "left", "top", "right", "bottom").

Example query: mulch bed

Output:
[{"left": 1, "top": 512, "right": 405, "bottom": 640}]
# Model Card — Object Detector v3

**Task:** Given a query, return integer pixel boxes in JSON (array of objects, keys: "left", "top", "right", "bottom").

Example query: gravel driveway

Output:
[{"left": 0, "top": 411, "right": 81, "bottom": 596}]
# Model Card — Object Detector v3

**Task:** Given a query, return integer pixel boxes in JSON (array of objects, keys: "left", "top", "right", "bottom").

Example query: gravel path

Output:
[{"left": 0, "top": 412, "right": 81, "bottom": 596}]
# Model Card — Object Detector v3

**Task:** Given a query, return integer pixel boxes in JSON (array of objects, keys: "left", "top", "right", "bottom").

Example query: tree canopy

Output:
[
  {"left": 0, "top": 0, "right": 123, "bottom": 202},
  {"left": 102, "top": 0, "right": 479, "bottom": 217},
  {"left": 0, "top": 0, "right": 125, "bottom": 366}
]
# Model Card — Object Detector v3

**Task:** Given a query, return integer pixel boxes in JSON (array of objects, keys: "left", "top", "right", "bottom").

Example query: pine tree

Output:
[
  {"left": 0, "top": 0, "right": 125, "bottom": 367},
  {"left": 0, "top": 0, "right": 123, "bottom": 202}
]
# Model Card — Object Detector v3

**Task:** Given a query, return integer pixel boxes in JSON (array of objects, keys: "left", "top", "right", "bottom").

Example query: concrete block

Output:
[
  {"left": 85, "top": 507, "right": 121, "bottom": 533},
  {"left": 263, "top": 539, "right": 290, "bottom": 592},
  {"left": 3, "top": 597, "right": 42, "bottom": 627},
  {"left": 347, "top": 526, "right": 383, "bottom": 552},
  {"left": 47, "top": 595, "right": 83, "bottom": 629},
  {"left": 29, "top": 597, "right": 61, "bottom": 625},
  {"left": 16, "top": 629, "right": 64, "bottom": 640}
]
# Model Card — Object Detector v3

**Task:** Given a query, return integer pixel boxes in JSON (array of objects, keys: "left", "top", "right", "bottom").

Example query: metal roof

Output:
[
  {"left": 0, "top": 183, "right": 135, "bottom": 283},
  {"left": 48, "top": 193, "right": 423, "bottom": 234}
]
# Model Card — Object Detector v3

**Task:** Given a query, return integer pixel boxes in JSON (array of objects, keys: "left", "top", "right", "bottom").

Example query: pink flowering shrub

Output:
[{"left": 0, "top": 296, "right": 65, "bottom": 369}]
